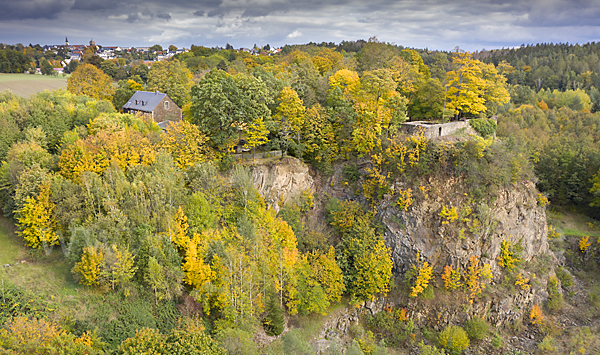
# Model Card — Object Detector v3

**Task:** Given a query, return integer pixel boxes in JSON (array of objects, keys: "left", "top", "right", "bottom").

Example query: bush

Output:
[
  {"left": 469, "top": 118, "right": 497, "bottom": 137},
  {"left": 538, "top": 335, "right": 557, "bottom": 353},
  {"left": 464, "top": 317, "right": 489, "bottom": 340},
  {"left": 438, "top": 325, "right": 470, "bottom": 355},
  {"left": 418, "top": 341, "right": 447, "bottom": 354}
]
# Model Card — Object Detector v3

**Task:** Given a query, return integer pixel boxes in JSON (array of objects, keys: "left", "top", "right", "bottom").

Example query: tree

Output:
[
  {"left": 168, "top": 45, "right": 177, "bottom": 52},
  {"left": 67, "top": 63, "right": 115, "bottom": 101},
  {"left": 112, "top": 79, "right": 143, "bottom": 110},
  {"left": 72, "top": 246, "right": 104, "bottom": 286},
  {"left": 39, "top": 57, "right": 54, "bottom": 75},
  {"left": 17, "top": 182, "right": 59, "bottom": 249},
  {"left": 244, "top": 116, "right": 269, "bottom": 162},
  {"left": 274, "top": 87, "right": 305, "bottom": 156},
  {"left": 445, "top": 52, "right": 510, "bottom": 117},
  {"left": 190, "top": 69, "right": 272, "bottom": 151},
  {"left": 101, "top": 60, "right": 118, "bottom": 78},
  {"left": 149, "top": 44, "right": 163, "bottom": 52},
  {"left": 146, "top": 59, "right": 193, "bottom": 107},
  {"left": 160, "top": 120, "right": 212, "bottom": 169}
]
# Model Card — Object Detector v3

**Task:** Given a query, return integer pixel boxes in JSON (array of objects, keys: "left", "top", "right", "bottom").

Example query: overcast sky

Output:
[{"left": 1, "top": 0, "right": 599, "bottom": 51}]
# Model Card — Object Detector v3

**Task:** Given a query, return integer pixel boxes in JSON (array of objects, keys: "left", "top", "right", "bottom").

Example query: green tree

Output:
[
  {"left": 190, "top": 69, "right": 272, "bottom": 151},
  {"left": 101, "top": 60, "right": 117, "bottom": 78},
  {"left": 112, "top": 79, "right": 143, "bottom": 110}
]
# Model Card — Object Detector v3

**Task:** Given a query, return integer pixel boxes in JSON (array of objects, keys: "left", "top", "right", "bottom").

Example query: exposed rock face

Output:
[
  {"left": 251, "top": 157, "right": 314, "bottom": 213},
  {"left": 253, "top": 158, "right": 555, "bottom": 336},
  {"left": 378, "top": 178, "right": 549, "bottom": 276}
]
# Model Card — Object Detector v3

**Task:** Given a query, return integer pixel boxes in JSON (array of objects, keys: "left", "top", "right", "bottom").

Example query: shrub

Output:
[
  {"left": 464, "top": 317, "right": 489, "bottom": 340},
  {"left": 438, "top": 325, "right": 470, "bottom": 355},
  {"left": 538, "top": 335, "right": 557, "bottom": 352},
  {"left": 497, "top": 239, "right": 520, "bottom": 270},
  {"left": 491, "top": 333, "right": 503, "bottom": 348},
  {"left": 530, "top": 303, "right": 545, "bottom": 325},
  {"left": 555, "top": 267, "right": 573, "bottom": 288},
  {"left": 469, "top": 118, "right": 497, "bottom": 137},
  {"left": 418, "top": 341, "right": 447, "bottom": 355},
  {"left": 547, "top": 276, "right": 564, "bottom": 312}
]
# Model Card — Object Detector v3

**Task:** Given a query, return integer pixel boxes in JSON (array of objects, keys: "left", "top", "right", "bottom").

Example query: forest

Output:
[{"left": 0, "top": 38, "right": 600, "bottom": 354}]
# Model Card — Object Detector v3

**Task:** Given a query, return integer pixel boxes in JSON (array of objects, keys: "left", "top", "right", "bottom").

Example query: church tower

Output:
[{"left": 65, "top": 37, "right": 69, "bottom": 46}]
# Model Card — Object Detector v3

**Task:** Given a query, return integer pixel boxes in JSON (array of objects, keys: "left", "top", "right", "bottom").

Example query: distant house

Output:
[{"left": 122, "top": 91, "right": 182, "bottom": 124}]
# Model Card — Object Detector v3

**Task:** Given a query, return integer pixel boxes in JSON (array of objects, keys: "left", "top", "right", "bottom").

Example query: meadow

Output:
[{"left": 0, "top": 73, "right": 68, "bottom": 98}]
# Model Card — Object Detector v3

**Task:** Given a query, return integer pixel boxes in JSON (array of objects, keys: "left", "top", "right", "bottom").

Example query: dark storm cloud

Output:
[
  {"left": 71, "top": 0, "right": 120, "bottom": 11},
  {"left": 156, "top": 12, "right": 171, "bottom": 20},
  {"left": 126, "top": 13, "right": 141, "bottom": 23},
  {"left": 0, "top": 0, "right": 69, "bottom": 20},
  {"left": 2, "top": 0, "right": 600, "bottom": 50}
]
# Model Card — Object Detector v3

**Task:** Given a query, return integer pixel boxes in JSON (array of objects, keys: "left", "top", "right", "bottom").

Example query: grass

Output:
[
  {"left": 547, "top": 206, "right": 600, "bottom": 237},
  {"left": 0, "top": 215, "right": 87, "bottom": 321},
  {"left": 0, "top": 216, "right": 22, "bottom": 265},
  {"left": 0, "top": 73, "right": 68, "bottom": 98}
]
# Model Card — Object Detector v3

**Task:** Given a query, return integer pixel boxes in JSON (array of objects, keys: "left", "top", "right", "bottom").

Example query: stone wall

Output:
[
  {"left": 400, "top": 120, "right": 470, "bottom": 139},
  {"left": 153, "top": 96, "right": 182, "bottom": 122}
]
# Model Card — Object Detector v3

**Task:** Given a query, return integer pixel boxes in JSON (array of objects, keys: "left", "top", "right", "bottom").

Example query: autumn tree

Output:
[
  {"left": 72, "top": 246, "right": 104, "bottom": 286},
  {"left": 445, "top": 52, "right": 510, "bottom": 117},
  {"left": 329, "top": 199, "right": 392, "bottom": 303},
  {"left": 243, "top": 116, "right": 269, "bottom": 162},
  {"left": 17, "top": 182, "right": 59, "bottom": 249},
  {"left": 273, "top": 87, "right": 306, "bottom": 156},
  {"left": 295, "top": 247, "right": 345, "bottom": 315},
  {"left": 160, "top": 120, "right": 212, "bottom": 169},
  {"left": 146, "top": 59, "right": 193, "bottom": 107},
  {"left": 67, "top": 63, "right": 115, "bottom": 101}
]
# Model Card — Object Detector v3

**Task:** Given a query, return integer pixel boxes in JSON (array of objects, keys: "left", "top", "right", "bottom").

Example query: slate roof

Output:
[{"left": 123, "top": 91, "right": 167, "bottom": 112}]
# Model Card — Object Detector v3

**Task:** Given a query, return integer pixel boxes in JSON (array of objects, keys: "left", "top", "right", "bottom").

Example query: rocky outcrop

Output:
[
  {"left": 378, "top": 178, "right": 549, "bottom": 276},
  {"left": 251, "top": 157, "right": 314, "bottom": 213}
]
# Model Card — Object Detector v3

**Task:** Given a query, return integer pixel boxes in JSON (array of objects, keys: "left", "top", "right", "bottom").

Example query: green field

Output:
[{"left": 0, "top": 73, "right": 68, "bottom": 98}]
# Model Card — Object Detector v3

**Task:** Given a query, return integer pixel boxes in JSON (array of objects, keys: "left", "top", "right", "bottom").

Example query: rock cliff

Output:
[{"left": 252, "top": 157, "right": 556, "bottom": 344}]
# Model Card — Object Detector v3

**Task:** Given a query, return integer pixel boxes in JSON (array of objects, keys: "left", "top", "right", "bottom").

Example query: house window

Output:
[{"left": 164, "top": 101, "right": 169, "bottom": 109}]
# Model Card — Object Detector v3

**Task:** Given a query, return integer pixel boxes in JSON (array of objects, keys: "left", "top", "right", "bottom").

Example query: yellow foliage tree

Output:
[
  {"left": 67, "top": 63, "right": 115, "bottom": 101},
  {"left": 441, "top": 265, "right": 462, "bottom": 290},
  {"left": 17, "top": 182, "right": 59, "bottom": 249},
  {"left": 579, "top": 235, "right": 591, "bottom": 254},
  {"left": 274, "top": 87, "right": 305, "bottom": 147},
  {"left": 497, "top": 239, "right": 519, "bottom": 269},
  {"left": 160, "top": 120, "right": 211, "bottom": 169},
  {"left": 530, "top": 303, "right": 545, "bottom": 325},
  {"left": 107, "top": 244, "right": 136, "bottom": 290},
  {"left": 72, "top": 246, "right": 104, "bottom": 286},
  {"left": 410, "top": 260, "right": 433, "bottom": 297},
  {"left": 445, "top": 52, "right": 509, "bottom": 116}
]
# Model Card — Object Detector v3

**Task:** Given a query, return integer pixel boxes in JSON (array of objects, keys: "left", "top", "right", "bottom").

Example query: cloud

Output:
[
  {"left": 287, "top": 30, "right": 303, "bottom": 39},
  {"left": 126, "top": 13, "right": 141, "bottom": 23},
  {"left": 0, "top": 0, "right": 70, "bottom": 20},
  {"left": 71, "top": 0, "right": 119, "bottom": 11},
  {"left": 2, "top": 0, "right": 600, "bottom": 51},
  {"left": 156, "top": 12, "right": 171, "bottom": 20}
]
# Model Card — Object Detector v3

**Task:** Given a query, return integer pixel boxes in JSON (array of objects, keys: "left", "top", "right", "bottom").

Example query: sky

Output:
[{"left": 0, "top": 0, "right": 599, "bottom": 51}]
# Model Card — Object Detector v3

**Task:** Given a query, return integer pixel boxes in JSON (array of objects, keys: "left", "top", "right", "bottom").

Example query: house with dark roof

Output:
[{"left": 122, "top": 91, "right": 182, "bottom": 123}]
